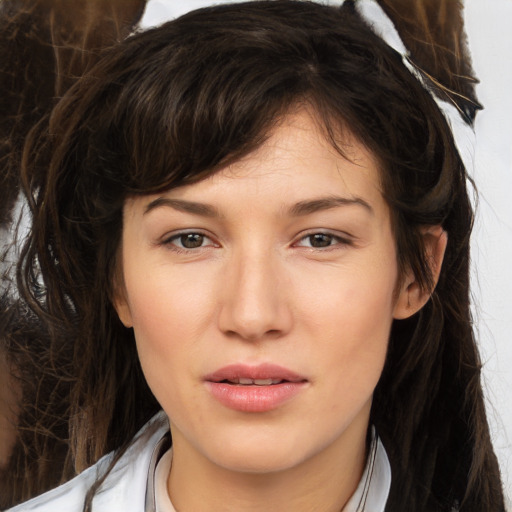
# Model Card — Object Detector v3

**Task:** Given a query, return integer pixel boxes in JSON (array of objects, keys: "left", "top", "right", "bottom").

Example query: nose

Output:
[{"left": 217, "top": 249, "right": 293, "bottom": 341}]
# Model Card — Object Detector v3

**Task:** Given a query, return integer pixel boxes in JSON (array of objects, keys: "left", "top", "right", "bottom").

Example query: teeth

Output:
[
  {"left": 229, "top": 378, "right": 281, "bottom": 385},
  {"left": 254, "top": 378, "right": 273, "bottom": 386}
]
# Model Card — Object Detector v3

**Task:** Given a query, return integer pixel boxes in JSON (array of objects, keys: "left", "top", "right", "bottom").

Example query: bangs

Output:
[{"left": 68, "top": 1, "right": 394, "bottom": 198}]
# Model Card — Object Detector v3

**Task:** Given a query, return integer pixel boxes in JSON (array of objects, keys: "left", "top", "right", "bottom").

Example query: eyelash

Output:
[{"left": 160, "top": 230, "right": 353, "bottom": 253}]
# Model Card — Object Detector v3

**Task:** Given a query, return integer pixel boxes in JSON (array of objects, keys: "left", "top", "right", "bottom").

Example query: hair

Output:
[
  {"left": 0, "top": 291, "right": 72, "bottom": 505},
  {"left": 8, "top": 0, "right": 506, "bottom": 510},
  {"left": 0, "top": 0, "right": 146, "bottom": 508},
  {"left": 0, "top": 0, "right": 146, "bottom": 226}
]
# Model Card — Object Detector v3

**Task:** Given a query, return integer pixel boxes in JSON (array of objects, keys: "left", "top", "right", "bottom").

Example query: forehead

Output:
[{"left": 124, "top": 109, "right": 386, "bottom": 219}]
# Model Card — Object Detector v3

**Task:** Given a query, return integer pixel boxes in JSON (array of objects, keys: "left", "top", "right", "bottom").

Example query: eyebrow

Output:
[
  {"left": 288, "top": 196, "right": 373, "bottom": 216},
  {"left": 144, "top": 195, "right": 373, "bottom": 217},
  {"left": 144, "top": 198, "right": 220, "bottom": 217}
]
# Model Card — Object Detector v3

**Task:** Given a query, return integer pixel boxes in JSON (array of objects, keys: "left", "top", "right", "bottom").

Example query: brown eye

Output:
[
  {"left": 179, "top": 233, "right": 205, "bottom": 248},
  {"left": 164, "top": 232, "right": 214, "bottom": 251},
  {"left": 295, "top": 232, "right": 352, "bottom": 250},
  {"left": 308, "top": 234, "right": 334, "bottom": 247}
]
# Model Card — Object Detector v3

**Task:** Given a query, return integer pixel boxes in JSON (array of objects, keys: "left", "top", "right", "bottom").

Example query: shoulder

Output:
[{"left": 6, "top": 412, "right": 169, "bottom": 512}]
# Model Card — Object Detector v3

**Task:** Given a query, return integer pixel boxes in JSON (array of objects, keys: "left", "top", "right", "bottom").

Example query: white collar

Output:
[
  {"left": 6, "top": 412, "right": 170, "bottom": 511},
  {"left": 341, "top": 427, "right": 391, "bottom": 512}
]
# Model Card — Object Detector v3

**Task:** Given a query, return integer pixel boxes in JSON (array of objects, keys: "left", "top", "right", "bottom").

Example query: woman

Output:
[{"left": 6, "top": 1, "right": 506, "bottom": 510}]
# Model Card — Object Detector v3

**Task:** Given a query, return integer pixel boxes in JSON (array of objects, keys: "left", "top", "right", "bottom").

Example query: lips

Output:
[
  {"left": 204, "top": 364, "right": 307, "bottom": 412},
  {"left": 221, "top": 377, "right": 283, "bottom": 386},
  {"left": 205, "top": 363, "right": 306, "bottom": 383}
]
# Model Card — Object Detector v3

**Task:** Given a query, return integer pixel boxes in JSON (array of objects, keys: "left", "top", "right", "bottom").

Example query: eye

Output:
[
  {"left": 163, "top": 232, "right": 216, "bottom": 251},
  {"left": 295, "top": 232, "right": 351, "bottom": 249}
]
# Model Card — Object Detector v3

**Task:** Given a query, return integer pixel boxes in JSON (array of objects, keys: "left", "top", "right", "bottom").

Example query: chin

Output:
[
  {"left": 213, "top": 446, "right": 305, "bottom": 474},
  {"left": 200, "top": 425, "right": 330, "bottom": 475}
]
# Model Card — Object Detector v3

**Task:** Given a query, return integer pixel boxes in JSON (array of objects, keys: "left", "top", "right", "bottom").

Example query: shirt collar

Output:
[{"left": 341, "top": 427, "right": 391, "bottom": 512}]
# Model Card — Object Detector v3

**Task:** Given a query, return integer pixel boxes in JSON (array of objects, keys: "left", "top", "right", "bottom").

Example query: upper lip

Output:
[{"left": 204, "top": 363, "right": 307, "bottom": 383}]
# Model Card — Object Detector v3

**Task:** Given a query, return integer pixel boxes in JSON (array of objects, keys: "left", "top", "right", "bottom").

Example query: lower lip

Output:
[{"left": 205, "top": 381, "right": 306, "bottom": 412}]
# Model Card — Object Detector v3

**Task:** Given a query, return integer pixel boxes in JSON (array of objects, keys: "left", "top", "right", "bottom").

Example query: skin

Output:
[{"left": 115, "top": 109, "right": 446, "bottom": 512}]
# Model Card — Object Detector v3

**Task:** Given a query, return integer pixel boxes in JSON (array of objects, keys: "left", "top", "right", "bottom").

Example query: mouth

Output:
[
  {"left": 205, "top": 363, "right": 307, "bottom": 385},
  {"left": 204, "top": 364, "right": 307, "bottom": 412},
  {"left": 218, "top": 377, "right": 288, "bottom": 386}
]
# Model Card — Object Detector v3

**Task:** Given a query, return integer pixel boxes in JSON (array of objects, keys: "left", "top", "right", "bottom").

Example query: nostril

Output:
[{"left": 223, "top": 328, "right": 284, "bottom": 342}]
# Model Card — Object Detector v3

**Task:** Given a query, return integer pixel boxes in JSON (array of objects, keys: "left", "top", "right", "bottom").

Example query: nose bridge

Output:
[{"left": 218, "top": 242, "right": 291, "bottom": 340}]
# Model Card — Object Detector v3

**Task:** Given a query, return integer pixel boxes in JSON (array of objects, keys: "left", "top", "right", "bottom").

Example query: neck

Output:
[{"left": 167, "top": 414, "right": 370, "bottom": 512}]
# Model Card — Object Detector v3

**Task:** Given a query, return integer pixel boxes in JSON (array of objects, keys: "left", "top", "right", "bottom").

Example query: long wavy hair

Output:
[
  {"left": 0, "top": 0, "right": 146, "bottom": 507},
  {"left": 4, "top": 1, "right": 506, "bottom": 510}
]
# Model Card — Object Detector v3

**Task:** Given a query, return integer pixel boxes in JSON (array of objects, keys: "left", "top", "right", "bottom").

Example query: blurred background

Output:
[{"left": 464, "top": 0, "right": 512, "bottom": 504}]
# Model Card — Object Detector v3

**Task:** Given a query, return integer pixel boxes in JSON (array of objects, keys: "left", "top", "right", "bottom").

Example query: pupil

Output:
[
  {"left": 310, "top": 234, "right": 332, "bottom": 247},
  {"left": 181, "top": 233, "right": 204, "bottom": 248}
]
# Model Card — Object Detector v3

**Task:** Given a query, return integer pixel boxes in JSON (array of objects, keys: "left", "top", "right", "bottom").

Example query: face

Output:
[{"left": 115, "top": 110, "right": 417, "bottom": 476}]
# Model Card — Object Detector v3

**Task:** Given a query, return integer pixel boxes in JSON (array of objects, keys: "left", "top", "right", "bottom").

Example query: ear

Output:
[
  {"left": 113, "top": 295, "right": 134, "bottom": 328},
  {"left": 112, "top": 280, "right": 134, "bottom": 328},
  {"left": 393, "top": 225, "right": 448, "bottom": 320}
]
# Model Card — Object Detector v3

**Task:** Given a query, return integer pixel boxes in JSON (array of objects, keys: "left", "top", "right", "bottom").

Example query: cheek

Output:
[
  {"left": 299, "top": 253, "right": 398, "bottom": 338},
  {"left": 317, "top": 284, "right": 393, "bottom": 427},
  {"left": 296, "top": 252, "right": 398, "bottom": 391},
  {"left": 125, "top": 259, "right": 216, "bottom": 341},
  {"left": 323, "top": 281, "right": 393, "bottom": 373},
  {"left": 121, "top": 260, "right": 218, "bottom": 402}
]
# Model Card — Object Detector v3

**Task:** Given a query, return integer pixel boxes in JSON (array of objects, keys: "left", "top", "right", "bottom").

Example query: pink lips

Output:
[{"left": 204, "top": 363, "right": 307, "bottom": 413}]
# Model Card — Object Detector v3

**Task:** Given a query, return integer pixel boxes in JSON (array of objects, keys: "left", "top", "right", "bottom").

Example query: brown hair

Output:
[
  {"left": 0, "top": 0, "right": 146, "bottom": 507},
  {"left": 0, "top": 0, "right": 146, "bottom": 226},
  {"left": 10, "top": 1, "right": 506, "bottom": 510}
]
